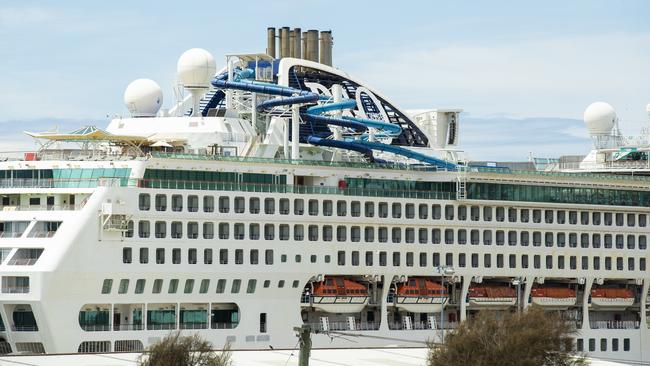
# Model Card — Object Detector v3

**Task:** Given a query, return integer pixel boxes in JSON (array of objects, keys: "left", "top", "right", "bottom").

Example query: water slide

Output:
[{"left": 211, "top": 77, "right": 457, "bottom": 169}]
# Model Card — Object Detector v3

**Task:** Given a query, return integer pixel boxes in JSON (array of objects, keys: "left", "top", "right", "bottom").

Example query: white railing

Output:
[
  {"left": 306, "top": 321, "right": 380, "bottom": 331},
  {"left": 2, "top": 286, "right": 30, "bottom": 294},
  {"left": 589, "top": 320, "right": 639, "bottom": 329},
  {"left": 389, "top": 321, "right": 458, "bottom": 331}
]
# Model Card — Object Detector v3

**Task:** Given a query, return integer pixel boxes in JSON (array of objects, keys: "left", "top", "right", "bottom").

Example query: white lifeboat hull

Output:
[
  {"left": 531, "top": 296, "right": 577, "bottom": 307},
  {"left": 393, "top": 296, "right": 448, "bottom": 313},
  {"left": 591, "top": 297, "right": 635, "bottom": 308},
  {"left": 310, "top": 296, "right": 369, "bottom": 313},
  {"left": 468, "top": 297, "right": 517, "bottom": 308}
]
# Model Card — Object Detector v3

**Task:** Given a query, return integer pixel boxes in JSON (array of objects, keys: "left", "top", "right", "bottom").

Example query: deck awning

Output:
[{"left": 25, "top": 126, "right": 148, "bottom": 144}]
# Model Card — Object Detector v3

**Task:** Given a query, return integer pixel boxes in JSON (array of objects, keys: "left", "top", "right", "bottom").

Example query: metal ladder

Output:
[{"left": 456, "top": 163, "right": 468, "bottom": 200}]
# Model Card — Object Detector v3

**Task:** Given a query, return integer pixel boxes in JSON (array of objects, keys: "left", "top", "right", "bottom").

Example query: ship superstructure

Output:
[{"left": 0, "top": 27, "right": 648, "bottom": 363}]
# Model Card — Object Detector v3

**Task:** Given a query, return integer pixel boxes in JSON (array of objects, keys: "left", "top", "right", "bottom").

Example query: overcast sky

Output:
[{"left": 0, "top": 0, "right": 648, "bottom": 160}]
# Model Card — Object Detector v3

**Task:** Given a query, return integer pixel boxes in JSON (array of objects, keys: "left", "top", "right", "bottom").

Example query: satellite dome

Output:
[
  {"left": 177, "top": 48, "right": 216, "bottom": 88},
  {"left": 123, "top": 79, "right": 163, "bottom": 117},
  {"left": 583, "top": 102, "right": 616, "bottom": 135}
]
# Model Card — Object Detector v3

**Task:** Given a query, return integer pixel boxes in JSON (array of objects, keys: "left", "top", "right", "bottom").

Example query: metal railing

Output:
[
  {"left": 113, "top": 323, "right": 144, "bottom": 331},
  {"left": 81, "top": 324, "right": 111, "bottom": 332},
  {"left": 11, "top": 325, "right": 38, "bottom": 332},
  {"left": 389, "top": 321, "right": 458, "bottom": 331},
  {"left": 307, "top": 321, "right": 380, "bottom": 331},
  {"left": 0, "top": 204, "right": 83, "bottom": 211},
  {"left": 2, "top": 286, "right": 30, "bottom": 293},
  {"left": 589, "top": 320, "right": 639, "bottom": 330}
]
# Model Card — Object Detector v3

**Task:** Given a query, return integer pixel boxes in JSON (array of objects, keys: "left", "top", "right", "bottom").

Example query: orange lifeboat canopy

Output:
[
  {"left": 531, "top": 287, "right": 576, "bottom": 298},
  {"left": 312, "top": 276, "right": 368, "bottom": 297},
  {"left": 396, "top": 278, "right": 446, "bottom": 297}
]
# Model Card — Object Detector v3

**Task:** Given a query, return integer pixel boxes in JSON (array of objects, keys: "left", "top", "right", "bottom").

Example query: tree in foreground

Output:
[
  {"left": 427, "top": 307, "right": 586, "bottom": 366},
  {"left": 138, "top": 331, "right": 232, "bottom": 366}
]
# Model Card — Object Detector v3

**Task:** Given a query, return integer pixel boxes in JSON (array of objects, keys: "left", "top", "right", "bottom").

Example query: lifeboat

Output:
[
  {"left": 530, "top": 286, "right": 577, "bottom": 308},
  {"left": 309, "top": 277, "right": 369, "bottom": 313},
  {"left": 393, "top": 278, "right": 448, "bottom": 313},
  {"left": 468, "top": 284, "right": 516, "bottom": 308},
  {"left": 590, "top": 288, "right": 635, "bottom": 308}
]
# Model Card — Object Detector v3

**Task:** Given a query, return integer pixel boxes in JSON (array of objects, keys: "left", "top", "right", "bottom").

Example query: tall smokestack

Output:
[
  {"left": 320, "top": 30, "right": 333, "bottom": 66},
  {"left": 266, "top": 27, "right": 276, "bottom": 58},
  {"left": 293, "top": 27, "right": 302, "bottom": 59},
  {"left": 301, "top": 31, "right": 307, "bottom": 59},
  {"left": 289, "top": 30, "right": 295, "bottom": 57},
  {"left": 279, "top": 27, "right": 290, "bottom": 58},
  {"left": 305, "top": 30, "right": 319, "bottom": 62}
]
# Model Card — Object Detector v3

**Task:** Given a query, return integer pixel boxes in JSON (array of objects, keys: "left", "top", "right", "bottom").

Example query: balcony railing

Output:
[
  {"left": 179, "top": 322, "right": 208, "bottom": 330},
  {"left": 114, "top": 323, "right": 144, "bottom": 331},
  {"left": 589, "top": 320, "right": 639, "bottom": 330},
  {"left": 11, "top": 324, "right": 38, "bottom": 332},
  {"left": 0, "top": 204, "right": 83, "bottom": 211},
  {"left": 307, "top": 321, "right": 380, "bottom": 332},
  {"left": 389, "top": 321, "right": 458, "bottom": 331},
  {"left": 2, "top": 286, "right": 30, "bottom": 294},
  {"left": 81, "top": 324, "right": 111, "bottom": 332}
]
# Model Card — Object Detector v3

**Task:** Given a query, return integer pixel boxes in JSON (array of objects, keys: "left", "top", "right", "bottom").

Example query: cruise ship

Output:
[{"left": 0, "top": 27, "right": 648, "bottom": 363}]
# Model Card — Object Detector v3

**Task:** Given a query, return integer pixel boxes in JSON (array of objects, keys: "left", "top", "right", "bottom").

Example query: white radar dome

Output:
[
  {"left": 177, "top": 48, "right": 216, "bottom": 88},
  {"left": 583, "top": 101, "right": 616, "bottom": 135},
  {"left": 123, "top": 79, "right": 163, "bottom": 117}
]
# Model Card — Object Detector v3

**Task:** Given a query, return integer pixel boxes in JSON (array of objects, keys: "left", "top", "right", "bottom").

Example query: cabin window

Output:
[
  {"left": 171, "top": 195, "right": 183, "bottom": 212},
  {"left": 406, "top": 252, "right": 414, "bottom": 267},
  {"left": 155, "top": 221, "right": 166, "bottom": 238},
  {"left": 168, "top": 279, "right": 179, "bottom": 294},
  {"left": 187, "top": 195, "right": 198, "bottom": 212},
  {"left": 350, "top": 201, "right": 361, "bottom": 217},
  {"left": 138, "top": 221, "right": 150, "bottom": 238},
  {"left": 218, "top": 197, "right": 229, "bottom": 213},
  {"left": 231, "top": 279, "right": 241, "bottom": 294},
  {"left": 365, "top": 202, "right": 374, "bottom": 217},
  {"left": 264, "top": 198, "right": 275, "bottom": 214},
  {"left": 203, "top": 223, "right": 214, "bottom": 239},
  {"left": 250, "top": 250, "right": 259, "bottom": 265},
  {"left": 235, "top": 249, "right": 243, "bottom": 265},
  {"left": 337, "top": 200, "right": 347, "bottom": 216},
  {"left": 264, "top": 224, "right": 274, "bottom": 240},
  {"left": 265, "top": 250, "right": 273, "bottom": 265},
  {"left": 323, "top": 200, "right": 333, "bottom": 216},
  {"left": 247, "top": 279, "right": 257, "bottom": 294},
  {"left": 204, "top": 249, "right": 213, "bottom": 264},
  {"left": 279, "top": 224, "right": 289, "bottom": 241},
  {"left": 308, "top": 199, "right": 318, "bottom": 216},
  {"left": 365, "top": 251, "right": 373, "bottom": 266},
  {"left": 557, "top": 210, "right": 566, "bottom": 224},
  {"left": 219, "top": 223, "right": 229, "bottom": 239},
  {"left": 250, "top": 224, "right": 260, "bottom": 240},
  {"left": 294, "top": 225, "right": 304, "bottom": 241},
  {"left": 432, "top": 204, "right": 441, "bottom": 220},
  {"left": 580, "top": 211, "right": 589, "bottom": 225},
  {"left": 545, "top": 210, "right": 554, "bottom": 223},
  {"left": 419, "top": 253, "right": 427, "bottom": 267},
  {"left": 152, "top": 279, "right": 163, "bottom": 294},
  {"left": 139, "top": 248, "right": 148, "bottom": 264},
  {"left": 379, "top": 202, "right": 388, "bottom": 218},
  {"left": 249, "top": 197, "right": 260, "bottom": 214},
  {"left": 419, "top": 228, "right": 428, "bottom": 244},
  {"left": 101, "top": 279, "right": 113, "bottom": 294},
  {"left": 351, "top": 251, "right": 359, "bottom": 266},
  {"left": 337, "top": 226, "right": 347, "bottom": 242},
  {"left": 496, "top": 230, "right": 504, "bottom": 246},
  {"left": 392, "top": 252, "right": 400, "bottom": 266},
  {"left": 156, "top": 248, "right": 164, "bottom": 264},
  {"left": 203, "top": 196, "right": 214, "bottom": 212},
  {"left": 216, "top": 279, "right": 226, "bottom": 293},
  {"left": 219, "top": 249, "right": 228, "bottom": 264},
  {"left": 445, "top": 205, "right": 454, "bottom": 220},
  {"left": 418, "top": 204, "right": 428, "bottom": 219},
  {"left": 308, "top": 225, "right": 318, "bottom": 241},
  {"left": 172, "top": 248, "right": 181, "bottom": 264},
  {"left": 155, "top": 194, "right": 166, "bottom": 211},
  {"left": 235, "top": 197, "right": 245, "bottom": 213},
  {"left": 432, "top": 253, "right": 440, "bottom": 267},
  {"left": 405, "top": 203, "right": 415, "bottom": 219},
  {"left": 171, "top": 221, "right": 182, "bottom": 239},
  {"left": 532, "top": 209, "right": 541, "bottom": 223},
  {"left": 279, "top": 198, "right": 290, "bottom": 215},
  {"left": 365, "top": 227, "right": 374, "bottom": 242},
  {"left": 122, "top": 248, "right": 132, "bottom": 264},
  {"left": 294, "top": 199, "right": 304, "bottom": 215},
  {"left": 391, "top": 228, "right": 401, "bottom": 243},
  {"left": 200, "top": 279, "right": 210, "bottom": 293},
  {"left": 520, "top": 209, "right": 529, "bottom": 223},
  {"left": 139, "top": 194, "right": 150, "bottom": 211},
  {"left": 188, "top": 249, "right": 197, "bottom": 264},
  {"left": 184, "top": 279, "right": 194, "bottom": 294},
  {"left": 323, "top": 226, "right": 333, "bottom": 241},
  {"left": 378, "top": 227, "right": 388, "bottom": 243},
  {"left": 337, "top": 251, "right": 345, "bottom": 266},
  {"left": 351, "top": 226, "right": 361, "bottom": 242},
  {"left": 379, "top": 252, "right": 387, "bottom": 266}
]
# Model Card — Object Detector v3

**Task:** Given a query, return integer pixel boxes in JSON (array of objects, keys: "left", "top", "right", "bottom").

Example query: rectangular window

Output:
[
  {"left": 152, "top": 279, "right": 163, "bottom": 294},
  {"left": 139, "top": 194, "right": 150, "bottom": 211},
  {"left": 138, "top": 221, "right": 150, "bottom": 238},
  {"left": 155, "top": 194, "right": 166, "bottom": 211},
  {"left": 247, "top": 279, "right": 257, "bottom": 294},
  {"left": 171, "top": 194, "right": 183, "bottom": 212},
  {"left": 231, "top": 279, "right": 241, "bottom": 293},
  {"left": 101, "top": 279, "right": 113, "bottom": 294},
  {"left": 156, "top": 248, "right": 165, "bottom": 264},
  {"left": 220, "top": 249, "right": 228, "bottom": 264},
  {"left": 337, "top": 251, "right": 345, "bottom": 266},
  {"left": 184, "top": 279, "right": 194, "bottom": 294},
  {"left": 139, "top": 248, "right": 148, "bottom": 264},
  {"left": 168, "top": 279, "right": 179, "bottom": 293},
  {"left": 199, "top": 279, "right": 209, "bottom": 293},
  {"left": 365, "top": 251, "right": 373, "bottom": 266},
  {"left": 250, "top": 249, "right": 259, "bottom": 265},
  {"left": 216, "top": 279, "right": 226, "bottom": 293},
  {"left": 122, "top": 247, "right": 132, "bottom": 264},
  {"left": 135, "top": 279, "right": 145, "bottom": 294},
  {"left": 204, "top": 249, "right": 213, "bottom": 264},
  {"left": 203, "top": 196, "right": 214, "bottom": 212},
  {"left": 172, "top": 248, "right": 181, "bottom": 264},
  {"left": 265, "top": 249, "right": 274, "bottom": 265}
]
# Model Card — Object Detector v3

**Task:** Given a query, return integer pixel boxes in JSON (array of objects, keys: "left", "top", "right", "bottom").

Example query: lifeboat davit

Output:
[
  {"left": 309, "top": 276, "right": 369, "bottom": 313},
  {"left": 468, "top": 284, "right": 517, "bottom": 308},
  {"left": 531, "top": 286, "right": 577, "bottom": 308},
  {"left": 393, "top": 278, "right": 448, "bottom": 313},
  {"left": 591, "top": 288, "right": 635, "bottom": 309}
]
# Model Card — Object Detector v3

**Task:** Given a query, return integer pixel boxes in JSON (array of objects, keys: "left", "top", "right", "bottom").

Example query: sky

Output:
[{"left": 1, "top": 0, "right": 649, "bottom": 160}]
